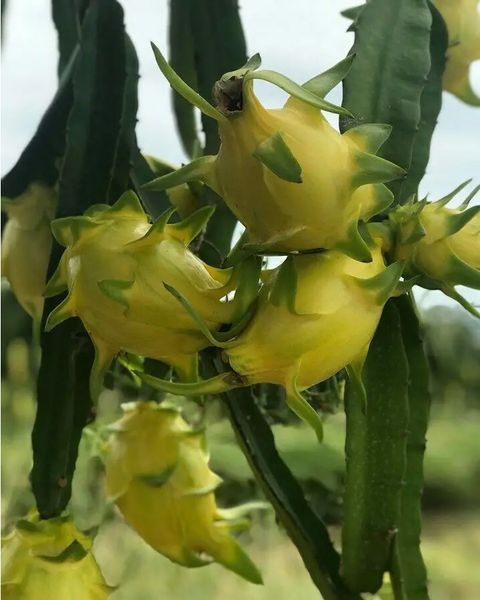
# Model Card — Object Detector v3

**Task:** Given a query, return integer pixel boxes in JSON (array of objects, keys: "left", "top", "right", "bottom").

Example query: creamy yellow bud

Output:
[
  {"left": 45, "top": 192, "right": 237, "bottom": 397},
  {"left": 1, "top": 183, "right": 57, "bottom": 320},
  {"left": 1, "top": 514, "right": 111, "bottom": 600},
  {"left": 435, "top": 0, "right": 480, "bottom": 105},
  {"left": 104, "top": 401, "right": 262, "bottom": 584},
  {"left": 226, "top": 245, "right": 394, "bottom": 391}
]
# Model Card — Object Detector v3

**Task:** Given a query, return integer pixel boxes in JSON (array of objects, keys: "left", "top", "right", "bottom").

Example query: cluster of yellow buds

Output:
[
  {"left": 1, "top": 183, "right": 57, "bottom": 324},
  {"left": 1, "top": 514, "right": 111, "bottom": 599},
  {"left": 103, "top": 401, "right": 262, "bottom": 583}
]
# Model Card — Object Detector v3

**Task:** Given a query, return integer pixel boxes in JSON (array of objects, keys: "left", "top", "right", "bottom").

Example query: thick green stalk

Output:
[
  {"left": 390, "top": 295, "right": 431, "bottom": 600},
  {"left": 342, "top": 301, "right": 409, "bottom": 593}
]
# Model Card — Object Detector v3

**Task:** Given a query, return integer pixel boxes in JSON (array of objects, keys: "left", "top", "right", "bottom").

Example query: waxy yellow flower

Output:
[
  {"left": 104, "top": 401, "right": 262, "bottom": 584},
  {"left": 1, "top": 514, "right": 111, "bottom": 600},
  {"left": 1, "top": 183, "right": 56, "bottom": 322},
  {"left": 44, "top": 191, "right": 242, "bottom": 399},
  {"left": 435, "top": 0, "right": 480, "bottom": 105}
]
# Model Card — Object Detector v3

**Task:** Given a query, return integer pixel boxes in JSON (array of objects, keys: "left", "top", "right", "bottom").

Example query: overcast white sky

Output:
[{"left": 1, "top": 0, "right": 479, "bottom": 309}]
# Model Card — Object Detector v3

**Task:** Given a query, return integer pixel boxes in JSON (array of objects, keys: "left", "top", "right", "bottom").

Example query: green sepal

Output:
[
  {"left": 214, "top": 536, "right": 263, "bottom": 585},
  {"left": 97, "top": 279, "right": 134, "bottom": 308},
  {"left": 142, "top": 155, "right": 217, "bottom": 192},
  {"left": 180, "top": 547, "right": 213, "bottom": 568},
  {"left": 169, "top": 205, "right": 216, "bottom": 245},
  {"left": 344, "top": 123, "right": 392, "bottom": 154},
  {"left": 163, "top": 283, "right": 232, "bottom": 348},
  {"left": 51, "top": 216, "right": 97, "bottom": 247},
  {"left": 44, "top": 294, "right": 75, "bottom": 331},
  {"left": 270, "top": 256, "right": 298, "bottom": 313},
  {"left": 459, "top": 184, "right": 480, "bottom": 210},
  {"left": 126, "top": 207, "right": 176, "bottom": 249},
  {"left": 434, "top": 179, "right": 472, "bottom": 207},
  {"left": 109, "top": 189, "right": 146, "bottom": 217},
  {"left": 150, "top": 42, "right": 227, "bottom": 124},
  {"left": 440, "top": 285, "right": 480, "bottom": 318},
  {"left": 393, "top": 275, "right": 422, "bottom": 296},
  {"left": 447, "top": 254, "right": 480, "bottom": 290},
  {"left": 284, "top": 54, "right": 355, "bottom": 111},
  {"left": 353, "top": 262, "right": 405, "bottom": 305},
  {"left": 136, "top": 464, "right": 177, "bottom": 487},
  {"left": 285, "top": 372, "right": 324, "bottom": 443},
  {"left": 38, "top": 539, "right": 89, "bottom": 564},
  {"left": 362, "top": 184, "right": 394, "bottom": 220},
  {"left": 400, "top": 218, "right": 426, "bottom": 244},
  {"left": 445, "top": 205, "right": 480, "bottom": 236},
  {"left": 230, "top": 255, "right": 262, "bottom": 323},
  {"left": 351, "top": 150, "right": 406, "bottom": 189},
  {"left": 84, "top": 203, "right": 111, "bottom": 217},
  {"left": 137, "top": 370, "right": 247, "bottom": 397},
  {"left": 221, "top": 53, "right": 262, "bottom": 81},
  {"left": 90, "top": 338, "right": 117, "bottom": 402},
  {"left": 245, "top": 69, "right": 353, "bottom": 117},
  {"left": 43, "top": 257, "right": 68, "bottom": 298},
  {"left": 336, "top": 220, "right": 372, "bottom": 263},
  {"left": 252, "top": 131, "right": 302, "bottom": 183}
]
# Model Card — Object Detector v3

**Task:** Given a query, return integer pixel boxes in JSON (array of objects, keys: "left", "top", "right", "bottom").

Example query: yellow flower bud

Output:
[
  {"left": 391, "top": 189, "right": 480, "bottom": 291},
  {"left": 435, "top": 0, "right": 480, "bottom": 105},
  {"left": 225, "top": 244, "right": 403, "bottom": 439},
  {"left": 1, "top": 183, "right": 57, "bottom": 320},
  {"left": 145, "top": 48, "right": 405, "bottom": 262},
  {"left": 104, "top": 401, "right": 262, "bottom": 584},
  {"left": 44, "top": 192, "right": 237, "bottom": 398},
  {"left": 1, "top": 514, "right": 111, "bottom": 600}
]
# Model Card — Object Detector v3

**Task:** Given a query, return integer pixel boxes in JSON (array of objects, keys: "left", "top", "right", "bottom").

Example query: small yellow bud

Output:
[
  {"left": 1, "top": 514, "right": 111, "bottom": 600},
  {"left": 1, "top": 183, "right": 57, "bottom": 320},
  {"left": 435, "top": 0, "right": 480, "bottom": 105},
  {"left": 104, "top": 401, "right": 262, "bottom": 584}
]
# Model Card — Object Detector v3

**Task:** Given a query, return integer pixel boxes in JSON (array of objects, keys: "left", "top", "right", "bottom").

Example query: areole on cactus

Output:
[
  {"left": 143, "top": 47, "right": 406, "bottom": 262},
  {"left": 1, "top": 514, "right": 111, "bottom": 600},
  {"left": 390, "top": 181, "right": 480, "bottom": 316},
  {"left": 138, "top": 239, "right": 404, "bottom": 441},
  {"left": 44, "top": 191, "right": 258, "bottom": 400},
  {"left": 435, "top": 0, "right": 480, "bottom": 106},
  {"left": 1, "top": 183, "right": 57, "bottom": 324},
  {"left": 103, "top": 401, "right": 263, "bottom": 584}
]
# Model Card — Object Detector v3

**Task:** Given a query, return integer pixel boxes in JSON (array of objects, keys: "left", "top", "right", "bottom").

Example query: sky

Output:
[{"left": 1, "top": 0, "right": 479, "bottom": 310}]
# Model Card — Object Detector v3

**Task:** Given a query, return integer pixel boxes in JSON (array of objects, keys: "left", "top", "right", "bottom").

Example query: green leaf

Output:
[
  {"left": 399, "top": 2, "right": 448, "bottom": 203},
  {"left": 206, "top": 354, "right": 361, "bottom": 600},
  {"left": 253, "top": 131, "right": 303, "bottom": 183},
  {"left": 390, "top": 295, "right": 431, "bottom": 600},
  {"left": 340, "top": 0, "right": 433, "bottom": 203},
  {"left": 342, "top": 301, "right": 409, "bottom": 593},
  {"left": 32, "top": 0, "right": 129, "bottom": 518}
]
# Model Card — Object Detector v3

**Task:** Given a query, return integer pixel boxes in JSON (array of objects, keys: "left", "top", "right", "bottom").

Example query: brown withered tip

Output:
[{"left": 213, "top": 76, "right": 244, "bottom": 115}]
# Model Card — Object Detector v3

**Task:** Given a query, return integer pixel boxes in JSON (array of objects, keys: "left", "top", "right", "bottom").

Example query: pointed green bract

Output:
[
  {"left": 169, "top": 205, "right": 216, "bottom": 245},
  {"left": 270, "top": 256, "right": 298, "bottom": 313},
  {"left": 43, "top": 259, "right": 68, "bottom": 297},
  {"left": 51, "top": 216, "right": 96, "bottom": 247},
  {"left": 440, "top": 285, "right": 480, "bottom": 318},
  {"left": 445, "top": 205, "right": 480, "bottom": 236},
  {"left": 109, "top": 189, "right": 145, "bottom": 217},
  {"left": 351, "top": 150, "right": 406, "bottom": 188},
  {"left": 246, "top": 69, "right": 353, "bottom": 117},
  {"left": 448, "top": 254, "right": 480, "bottom": 290},
  {"left": 363, "top": 184, "right": 394, "bottom": 219},
  {"left": 459, "top": 184, "right": 480, "bottom": 210},
  {"left": 434, "top": 179, "right": 472, "bottom": 206},
  {"left": 44, "top": 294, "right": 75, "bottom": 332},
  {"left": 344, "top": 123, "right": 392, "bottom": 154},
  {"left": 142, "top": 155, "right": 217, "bottom": 192},
  {"left": 221, "top": 53, "right": 262, "bottom": 81},
  {"left": 97, "top": 279, "right": 134, "bottom": 308},
  {"left": 286, "top": 375, "right": 324, "bottom": 443},
  {"left": 253, "top": 132, "right": 303, "bottom": 183},
  {"left": 137, "top": 465, "right": 177, "bottom": 487},
  {"left": 151, "top": 42, "right": 228, "bottom": 124},
  {"left": 354, "top": 262, "right": 405, "bottom": 305},
  {"left": 337, "top": 219, "right": 373, "bottom": 263}
]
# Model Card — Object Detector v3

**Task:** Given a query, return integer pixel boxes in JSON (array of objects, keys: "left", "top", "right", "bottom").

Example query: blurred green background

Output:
[{"left": 2, "top": 284, "right": 480, "bottom": 599}]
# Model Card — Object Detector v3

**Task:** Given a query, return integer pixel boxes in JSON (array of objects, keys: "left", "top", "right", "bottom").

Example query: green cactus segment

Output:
[
  {"left": 142, "top": 155, "right": 217, "bottom": 193},
  {"left": 253, "top": 132, "right": 303, "bottom": 183},
  {"left": 351, "top": 151, "right": 406, "bottom": 189},
  {"left": 245, "top": 69, "right": 352, "bottom": 117},
  {"left": 52, "top": 0, "right": 86, "bottom": 77},
  {"left": 342, "top": 301, "right": 409, "bottom": 593},
  {"left": 285, "top": 374, "right": 324, "bottom": 443},
  {"left": 400, "top": 2, "right": 448, "bottom": 202},
  {"left": 341, "top": 0, "right": 432, "bottom": 203},
  {"left": 390, "top": 295, "right": 431, "bottom": 600},
  {"left": 151, "top": 42, "right": 228, "bottom": 124}
]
